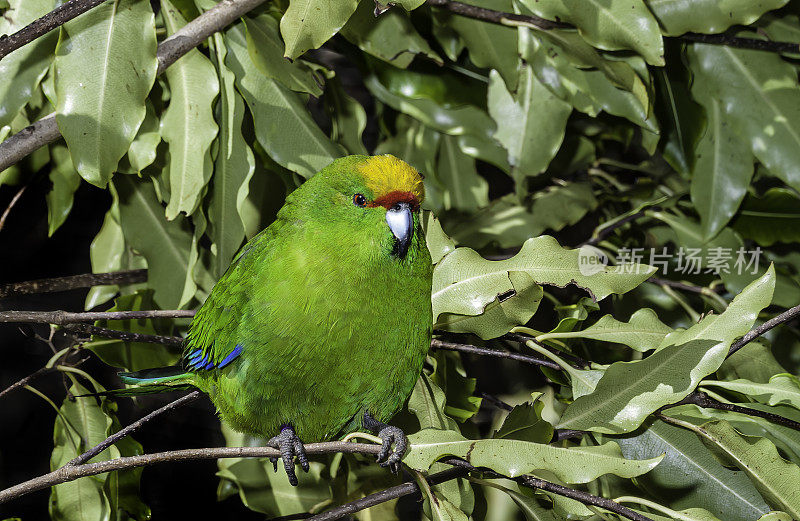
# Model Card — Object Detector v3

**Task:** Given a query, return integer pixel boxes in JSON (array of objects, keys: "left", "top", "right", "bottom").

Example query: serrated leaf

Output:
[
  {"left": 647, "top": 0, "right": 789, "bottom": 36},
  {"left": 558, "top": 266, "right": 776, "bottom": 433},
  {"left": 616, "top": 419, "right": 770, "bottom": 520},
  {"left": 536, "top": 309, "right": 672, "bottom": 352},
  {"left": 279, "top": 0, "right": 359, "bottom": 60},
  {"left": 404, "top": 428, "right": 662, "bottom": 483},
  {"left": 225, "top": 25, "right": 340, "bottom": 178},
  {"left": 431, "top": 235, "right": 655, "bottom": 321},
  {"left": 0, "top": 0, "right": 56, "bottom": 129},
  {"left": 54, "top": 0, "right": 157, "bottom": 187},
  {"left": 160, "top": 0, "right": 219, "bottom": 219},
  {"left": 687, "top": 42, "right": 800, "bottom": 193}
]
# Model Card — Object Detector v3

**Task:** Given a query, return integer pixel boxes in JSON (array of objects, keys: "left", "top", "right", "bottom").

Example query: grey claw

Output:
[
  {"left": 267, "top": 425, "right": 308, "bottom": 486},
  {"left": 377, "top": 425, "right": 407, "bottom": 471}
]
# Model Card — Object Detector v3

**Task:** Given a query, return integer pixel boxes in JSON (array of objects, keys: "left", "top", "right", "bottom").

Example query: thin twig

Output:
[
  {"left": 665, "top": 391, "right": 800, "bottom": 432},
  {"left": 64, "top": 323, "right": 184, "bottom": 347},
  {"left": 0, "top": 0, "right": 269, "bottom": 173},
  {"left": 0, "top": 441, "right": 383, "bottom": 505},
  {"left": 442, "top": 458, "right": 654, "bottom": 521},
  {"left": 307, "top": 467, "right": 469, "bottom": 521},
  {"left": 68, "top": 391, "right": 202, "bottom": 466},
  {"left": 0, "top": 0, "right": 109, "bottom": 61},
  {"left": 0, "top": 309, "right": 195, "bottom": 324},
  {"left": 502, "top": 332, "right": 590, "bottom": 369},
  {"left": 647, "top": 277, "right": 724, "bottom": 295},
  {"left": 681, "top": 31, "right": 800, "bottom": 54},
  {"left": 0, "top": 269, "right": 147, "bottom": 298},
  {"left": 582, "top": 209, "right": 648, "bottom": 247},
  {"left": 0, "top": 366, "right": 55, "bottom": 400},
  {"left": 431, "top": 339, "right": 562, "bottom": 370},
  {"left": 0, "top": 183, "right": 27, "bottom": 232},
  {"left": 728, "top": 303, "right": 800, "bottom": 356}
]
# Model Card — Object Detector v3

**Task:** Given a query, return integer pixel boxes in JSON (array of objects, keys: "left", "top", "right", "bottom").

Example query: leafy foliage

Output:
[{"left": 3, "top": 0, "right": 800, "bottom": 520}]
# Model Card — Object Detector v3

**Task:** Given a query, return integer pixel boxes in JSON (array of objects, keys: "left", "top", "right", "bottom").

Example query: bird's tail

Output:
[{"left": 81, "top": 366, "right": 195, "bottom": 398}]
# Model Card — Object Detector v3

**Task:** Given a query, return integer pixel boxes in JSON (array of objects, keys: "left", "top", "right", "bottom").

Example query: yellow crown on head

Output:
[{"left": 358, "top": 155, "right": 425, "bottom": 203}]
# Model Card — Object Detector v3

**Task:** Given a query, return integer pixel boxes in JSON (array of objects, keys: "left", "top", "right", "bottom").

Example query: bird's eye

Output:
[{"left": 353, "top": 193, "right": 367, "bottom": 207}]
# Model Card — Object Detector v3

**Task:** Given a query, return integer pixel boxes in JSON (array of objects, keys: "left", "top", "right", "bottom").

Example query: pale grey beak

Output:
[{"left": 386, "top": 202, "right": 412, "bottom": 259}]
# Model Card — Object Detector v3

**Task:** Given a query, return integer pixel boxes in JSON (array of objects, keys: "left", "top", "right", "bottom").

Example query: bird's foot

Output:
[
  {"left": 363, "top": 411, "right": 407, "bottom": 474},
  {"left": 267, "top": 424, "right": 309, "bottom": 486}
]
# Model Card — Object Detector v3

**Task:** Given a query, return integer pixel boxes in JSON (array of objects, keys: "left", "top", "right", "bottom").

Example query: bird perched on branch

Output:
[{"left": 115, "top": 155, "right": 433, "bottom": 485}]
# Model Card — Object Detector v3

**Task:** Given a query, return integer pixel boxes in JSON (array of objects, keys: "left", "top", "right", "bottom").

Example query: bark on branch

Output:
[{"left": 0, "top": 269, "right": 147, "bottom": 298}]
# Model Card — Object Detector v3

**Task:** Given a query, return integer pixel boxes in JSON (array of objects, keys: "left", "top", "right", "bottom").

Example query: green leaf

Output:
[
  {"left": 717, "top": 341, "right": 787, "bottom": 383},
  {"left": 50, "top": 381, "right": 114, "bottom": 521},
  {"left": 340, "top": 0, "right": 442, "bottom": 68},
  {"left": 126, "top": 101, "right": 161, "bottom": 174},
  {"left": 687, "top": 420, "right": 800, "bottom": 518},
  {"left": 325, "top": 74, "right": 367, "bottom": 155},
  {"left": 436, "top": 135, "right": 489, "bottom": 212},
  {"left": 208, "top": 33, "right": 255, "bottom": 279},
  {"left": 616, "top": 419, "right": 770, "bottom": 520},
  {"left": 702, "top": 374, "right": 800, "bottom": 411},
  {"left": 408, "top": 373, "right": 460, "bottom": 430},
  {"left": 225, "top": 26, "right": 341, "bottom": 178},
  {"left": 536, "top": 309, "right": 672, "bottom": 352},
  {"left": 731, "top": 188, "right": 800, "bottom": 247},
  {"left": 46, "top": 145, "right": 81, "bottom": 236},
  {"left": 493, "top": 397, "right": 554, "bottom": 443},
  {"left": 54, "top": 0, "right": 158, "bottom": 187},
  {"left": 689, "top": 86, "right": 754, "bottom": 240},
  {"left": 423, "top": 211, "right": 456, "bottom": 265},
  {"left": 431, "top": 235, "right": 655, "bottom": 321},
  {"left": 431, "top": 351, "right": 483, "bottom": 423},
  {"left": 436, "top": 271, "right": 543, "bottom": 340},
  {"left": 488, "top": 67, "right": 571, "bottom": 184},
  {"left": 476, "top": 480, "right": 562, "bottom": 521},
  {"left": 365, "top": 71, "right": 495, "bottom": 141},
  {"left": 404, "top": 428, "right": 662, "bottom": 483},
  {"left": 244, "top": 14, "right": 322, "bottom": 96},
  {"left": 557, "top": 266, "right": 776, "bottom": 433},
  {"left": 279, "top": 0, "right": 359, "bottom": 60},
  {"left": 687, "top": 42, "right": 800, "bottom": 194},
  {"left": 160, "top": 0, "right": 219, "bottom": 219},
  {"left": 0, "top": 0, "right": 56, "bottom": 129},
  {"left": 115, "top": 175, "right": 196, "bottom": 309},
  {"left": 647, "top": 0, "right": 790, "bottom": 36},
  {"left": 451, "top": 185, "right": 597, "bottom": 249},
  {"left": 519, "top": 0, "right": 664, "bottom": 65},
  {"left": 438, "top": 0, "right": 518, "bottom": 89}
]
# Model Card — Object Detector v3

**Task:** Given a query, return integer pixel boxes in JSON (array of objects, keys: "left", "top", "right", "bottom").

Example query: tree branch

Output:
[
  {"left": 0, "top": 441, "right": 382, "bottom": 505},
  {"left": 308, "top": 467, "right": 469, "bottom": 521},
  {"left": 0, "top": 183, "right": 28, "bottom": 232},
  {"left": 64, "top": 323, "right": 185, "bottom": 347},
  {"left": 0, "top": 0, "right": 109, "bottom": 61},
  {"left": 442, "top": 458, "right": 654, "bottom": 521},
  {"left": 431, "top": 339, "right": 562, "bottom": 370},
  {"left": 0, "top": 0, "right": 269, "bottom": 173},
  {"left": 0, "top": 269, "right": 147, "bottom": 298},
  {"left": 0, "top": 309, "right": 195, "bottom": 324},
  {"left": 728, "top": 303, "right": 800, "bottom": 356},
  {"left": 68, "top": 391, "right": 202, "bottom": 466},
  {"left": 665, "top": 391, "right": 800, "bottom": 432},
  {"left": 0, "top": 365, "right": 55, "bottom": 399}
]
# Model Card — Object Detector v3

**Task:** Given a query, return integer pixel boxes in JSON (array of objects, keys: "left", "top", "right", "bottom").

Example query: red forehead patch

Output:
[{"left": 368, "top": 190, "right": 420, "bottom": 211}]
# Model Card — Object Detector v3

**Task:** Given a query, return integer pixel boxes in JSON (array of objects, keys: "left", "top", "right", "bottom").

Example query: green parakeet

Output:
[{"left": 118, "top": 155, "right": 433, "bottom": 484}]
